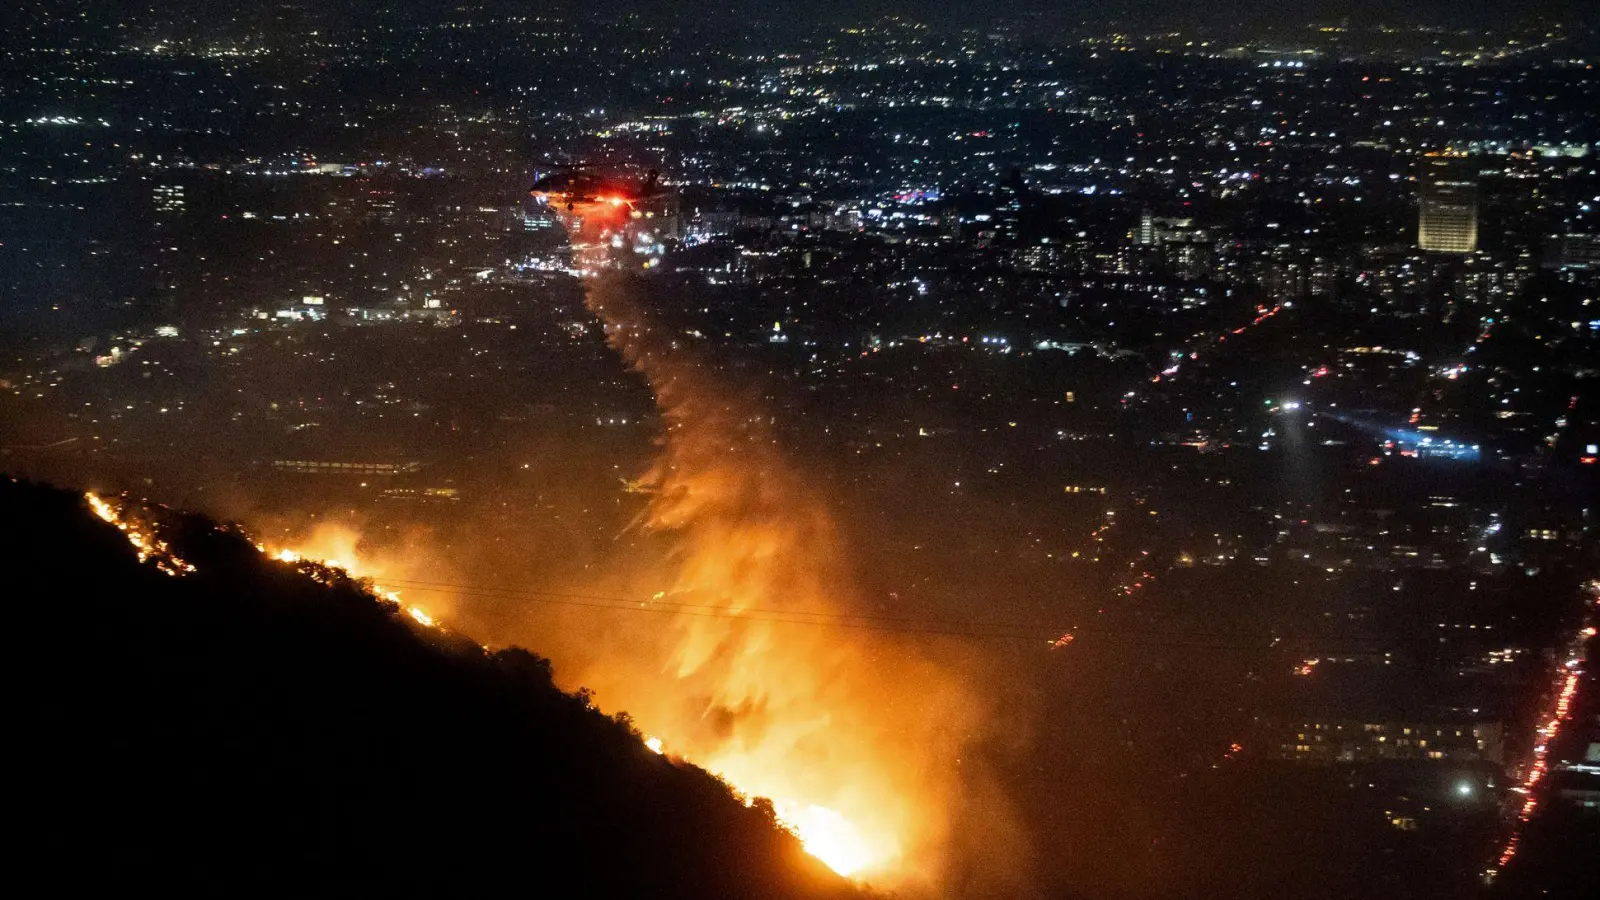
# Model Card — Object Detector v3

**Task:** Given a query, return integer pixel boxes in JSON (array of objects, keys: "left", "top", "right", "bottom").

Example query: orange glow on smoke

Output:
[
  {"left": 93, "top": 482, "right": 939, "bottom": 882},
  {"left": 92, "top": 196, "right": 1005, "bottom": 887},
  {"left": 551, "top": 211, "right": 991, "bottom": 885}
]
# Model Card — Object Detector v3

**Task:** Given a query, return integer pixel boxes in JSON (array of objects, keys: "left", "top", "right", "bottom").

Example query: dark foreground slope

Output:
[{"left": 4, "top": 478, "right": 857, "bottom": 898}]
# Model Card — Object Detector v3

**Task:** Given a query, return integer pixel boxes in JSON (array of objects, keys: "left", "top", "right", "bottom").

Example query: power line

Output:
[{"left": 369, "top": 575, "right": 1360, "bottom": 652}]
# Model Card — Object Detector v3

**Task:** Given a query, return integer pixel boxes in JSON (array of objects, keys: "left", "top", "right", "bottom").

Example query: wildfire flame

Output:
[
  {"left": 86, "top": 496, "right": 449, "bottom": 631},
  {"left": 253, "top": 533, "right": 444, "bottom": 637},
  {"left": 777, "top": 802, "right": 876, "bottom": 877},
  {"left": 639, "top": 731, "right": 874, "bottom": 875},
  {"left": 86, "top": 492, "right": 196, "bottom": 577}
]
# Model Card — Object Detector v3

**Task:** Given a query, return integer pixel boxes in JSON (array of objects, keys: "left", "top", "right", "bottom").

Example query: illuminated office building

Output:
[{"left": 1417, "top": 156, "right": 1478, "bottom": 254}]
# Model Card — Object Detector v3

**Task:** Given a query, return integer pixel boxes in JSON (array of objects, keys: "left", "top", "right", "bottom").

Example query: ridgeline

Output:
[{"left": 5, "top": 478, "right": 861, "bottom": 898}]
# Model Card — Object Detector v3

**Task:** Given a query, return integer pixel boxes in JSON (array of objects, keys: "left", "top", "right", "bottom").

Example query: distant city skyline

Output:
[{"left": 1, "top": 5, "right": 1594, "bottom": 896}]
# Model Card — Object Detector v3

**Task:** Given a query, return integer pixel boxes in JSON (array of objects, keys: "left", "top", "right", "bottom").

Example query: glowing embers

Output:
[
  {"left": 85, "top": 493, "right": 452, "bottom": 635},
  {"left": 85, "top": 492, "right": 196, "bottom": 577},
  {"left": 253, "top": 539, "right": 443, "bottom": 635}
]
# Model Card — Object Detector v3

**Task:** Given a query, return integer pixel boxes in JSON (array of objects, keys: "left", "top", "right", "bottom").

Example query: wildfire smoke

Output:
[{"left": 562, "top": 220, "right": 1002, "bottom": 887}]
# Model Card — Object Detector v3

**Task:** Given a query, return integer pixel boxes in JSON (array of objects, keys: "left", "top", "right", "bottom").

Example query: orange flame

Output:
[
  {"left": 253, "top": 522, "right": 449, "bottom": 636},
  {"left": 85, "top": 492, "right": 196, "bottom": 576}
]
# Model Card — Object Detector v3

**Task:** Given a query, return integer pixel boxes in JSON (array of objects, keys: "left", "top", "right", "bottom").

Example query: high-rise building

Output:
[
  {"left": 1138, "top": 210, "right": 1156, "bottom": 245},
  {"left": 1417, "top": 156, "right": 1478, "bottom": 254}
]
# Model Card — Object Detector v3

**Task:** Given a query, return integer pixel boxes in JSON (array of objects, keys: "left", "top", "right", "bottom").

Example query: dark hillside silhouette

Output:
[{"left": 4, "top": 477, "right": 861, "bottom": 899}]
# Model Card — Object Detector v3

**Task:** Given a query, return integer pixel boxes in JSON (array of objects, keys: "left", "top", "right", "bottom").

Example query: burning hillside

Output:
[{"left": 4, "top": 477, "right": 862, "bottom": 898}]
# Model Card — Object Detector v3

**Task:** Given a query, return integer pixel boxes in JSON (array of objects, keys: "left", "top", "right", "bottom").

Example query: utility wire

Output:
[{"left": 368, "top": 575, "right": 1369, "bottom": 652}]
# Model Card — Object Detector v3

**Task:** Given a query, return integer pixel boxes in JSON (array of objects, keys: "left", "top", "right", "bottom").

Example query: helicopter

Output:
[{"left": 528, "top": 163, "right": 665, "bottom": 212}]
